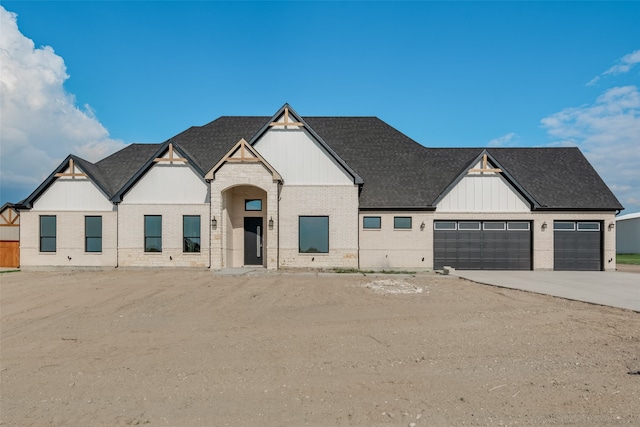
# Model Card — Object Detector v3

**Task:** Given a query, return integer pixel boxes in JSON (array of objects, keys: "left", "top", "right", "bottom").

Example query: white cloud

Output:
[
  {"left": 541, "top": 85, "right": 640, "bottom": 213},
  {"left": 0, "top": 6, "right": 126, "bottom": 193},
  {"left": 587, "top": 49, "right": 640, "bottom": 86},
  {"left": 487, "top": 132, "right": 517, "bottom": 147}
]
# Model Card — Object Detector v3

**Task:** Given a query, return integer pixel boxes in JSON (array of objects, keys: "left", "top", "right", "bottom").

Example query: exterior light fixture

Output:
[
  {"left": 211, "top": 216, "right": 217, "bottom": 229},
  {"left": 268, "top": 217, "right": 274, "bottom": 230},
  {"left": 608, "top": 222, "right": 615, "bottom": 231},
  {"left": 541, "top": 221, "right": 548, "bottom": 230},
  {"left": 420, "top": 221, "right": 425, "bottom": 230}
]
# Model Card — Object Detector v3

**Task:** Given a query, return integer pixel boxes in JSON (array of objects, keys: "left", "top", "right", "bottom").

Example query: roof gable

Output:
[
  {"left": 21, "top": 155, "right": 113, "bottom": 209},
  {"left": 249, "top": 104, "right": 363, "bottom": 185},
  {"left": 205, "top": 138, "right": 282, "bottom": 181},
  {"left": 112, "top": 142, "right": 203, "bottom": 203},
  {"left": 433, "top": 150, "right": 539, "bottom": 210}
]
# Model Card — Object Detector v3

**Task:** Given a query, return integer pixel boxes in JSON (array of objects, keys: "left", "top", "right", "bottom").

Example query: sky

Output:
[{"left": 1, "top": 1, "right": 639, "bottom": 214}]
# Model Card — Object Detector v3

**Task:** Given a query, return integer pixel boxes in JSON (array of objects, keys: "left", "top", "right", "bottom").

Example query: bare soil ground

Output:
[{"left": 1, "top": 269, "right": 639, "bottom": 426}]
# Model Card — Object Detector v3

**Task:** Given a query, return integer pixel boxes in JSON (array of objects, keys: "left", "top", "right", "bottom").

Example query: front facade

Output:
[{"left": 16, "top": 105, "right": 623, "bottom": 271}]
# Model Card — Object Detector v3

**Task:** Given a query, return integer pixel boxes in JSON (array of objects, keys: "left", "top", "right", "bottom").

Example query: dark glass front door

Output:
[{"left": 244, "top": 217, "right": 263, "bottom": 265}]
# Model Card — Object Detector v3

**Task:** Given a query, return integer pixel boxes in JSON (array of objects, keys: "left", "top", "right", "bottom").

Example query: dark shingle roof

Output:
[
  {"left": 21, "top": 111, "right": 623, "bottom": 211},
  {"left": 487, "top": 147, "right": 622, "bottom": 210}
]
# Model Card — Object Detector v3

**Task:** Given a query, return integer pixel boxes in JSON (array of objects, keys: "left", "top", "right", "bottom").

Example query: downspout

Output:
[
  {"left": 277, "top": 181, "right": 282, "bottom": 269},
  {"left": 114, "top": 202, "right": 119, "bottom": 268},
  {"left": 206, "top": 179, "right": 212, "bottom": 269}
]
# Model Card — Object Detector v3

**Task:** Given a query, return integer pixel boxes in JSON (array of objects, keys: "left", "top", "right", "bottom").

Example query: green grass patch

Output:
[
  {"left": 0, "top": 269, "right": 20, "bottom": 274},
  {"left": 617, "top": 254, "right": 640, "bottom": 265}
]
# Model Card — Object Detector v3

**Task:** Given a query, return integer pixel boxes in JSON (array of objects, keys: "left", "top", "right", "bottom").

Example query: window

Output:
[
  {"left": 40, "top": 215, "right": 56, "bottom": 252},
  {"left": 299, "top": 216, "right": 329, "bottom": 253},
  {"left": 394, "top": 216, "right": 412, "bottom": 229},
  {"left": 85, "top": 216, "right": 102, "bottom": 252},
  {"left": 363, "top": 216, "right": 381, "bottom": 229},
  {"left": 483, "top": 222, "right": 506, "bottom": 230},
  {"left": 144, "top": 215, "right": 162, "bottom": 252},
  {"left": 434, "top": 221, "right": 456, "bottom": 230},
  {"left": 554, "top": 222, "right": 575, "bottom": 231},
  {"left": 507, "top": 222, "right": 530, "bottom": 231},
  {"left": 245, "top": 199, "right": 262, "bottom": 211},
  {"left": 577, "top": 222, "right": 600, "bottom": 231},
  {"left": 183, "top": 216, "right": 201, "bottom": 253},
  {"left": 458, "top": 222, "right": 481, "bottom": 230}
]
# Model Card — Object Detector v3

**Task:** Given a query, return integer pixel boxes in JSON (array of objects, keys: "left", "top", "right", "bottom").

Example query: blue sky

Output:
[{"left": 1, "top": 1, "right": 639, "bottom": 213}]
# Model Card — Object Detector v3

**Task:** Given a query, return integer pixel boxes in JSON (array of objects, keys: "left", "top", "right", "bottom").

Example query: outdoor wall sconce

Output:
[
  {"left": 211, "top": 216, "right": 217, "bottom": 229},
  {"left": 268, "top": 217, "right": 274, "bottom": 230},
  {"left": 608, "top": 222, "right": 615, "bottom": 231},
  {"left": 541, "top": 221, "right": 548, "bottom": 230},
  {"left": 420, "top": 221, "right": 425, "bottom": 230}
]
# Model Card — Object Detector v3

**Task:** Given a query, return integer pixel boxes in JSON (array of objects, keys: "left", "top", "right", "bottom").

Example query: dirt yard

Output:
[{"left": 1, "top": 269, "right": 639, "bottom": 426}]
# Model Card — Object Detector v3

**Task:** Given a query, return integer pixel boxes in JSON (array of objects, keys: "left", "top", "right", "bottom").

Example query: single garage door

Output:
[
  {"left": 434, "top": 221, "right": 531, "bottom": 270},
  {"left": 554, "top": 221, "right": 602, "bottom": 271}
]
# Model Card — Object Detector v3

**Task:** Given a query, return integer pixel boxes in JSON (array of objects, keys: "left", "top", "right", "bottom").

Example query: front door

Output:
[{"left": 244, "top": 217, "right": 263, "bottom": 266}]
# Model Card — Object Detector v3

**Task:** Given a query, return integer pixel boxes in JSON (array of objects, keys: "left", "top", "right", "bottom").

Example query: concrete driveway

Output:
[{"left": 452, "top": 270, "right": 640, "bottom": 312}]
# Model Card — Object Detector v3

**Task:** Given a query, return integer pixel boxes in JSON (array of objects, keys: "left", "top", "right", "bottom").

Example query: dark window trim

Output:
[
  {"left": 144, "top": 215, "right": 162, "bottom": 253},
  {"left": 85, "top": 215, "right": 102, "bottom": 253},
  {"left": 363, "top": 216, "right": 381, "bottom": 229},
  {"left": 183, "top": 215, "right": 201, "bottom": 253},
  {"left": 394, "top": 216, "right": 412, "bottom": 229},
  {"left": 299, "top": 215, "right": 329, "bottom": 254},
  {"left": 245, "top": 199, "right": 262, "bottom": 211},
  {"left": 39, "top": 215, "right": 56, "bottom": 253}
]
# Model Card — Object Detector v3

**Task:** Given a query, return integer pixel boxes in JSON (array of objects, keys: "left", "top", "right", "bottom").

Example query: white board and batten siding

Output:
[
  {"left": 254, "top": 128, "right": 353, "bottom": 186},
  {"left": 32, "top": 167, "right": 113, "bottom": 211},
  {"left": 122, "top": 163, "right": 209, "bottom": 204},
  {"left": 437, "top": 168, "right": 530, "bottom": 212}
]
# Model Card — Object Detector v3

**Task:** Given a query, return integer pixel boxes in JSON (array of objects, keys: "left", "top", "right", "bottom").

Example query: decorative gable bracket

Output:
[
  {"left": 469, "top": 153, "right": 502, "bottom": 173},
  {"left": 153, "top": 143, "right": 188, "bottom": 164},
  {"left": 268, "top": 106, "right": 304, "bottom": 128},
  {"left": 54, "top": 158, "right": 87, "bottom": 178},
  {"left": 205, "top": 138, "right": 282, "bottom": 182}
]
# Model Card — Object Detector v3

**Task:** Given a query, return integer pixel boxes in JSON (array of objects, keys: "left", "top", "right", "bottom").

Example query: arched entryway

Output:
[{"left": 221, "top": 185, "right": 268, "bottom": 267}]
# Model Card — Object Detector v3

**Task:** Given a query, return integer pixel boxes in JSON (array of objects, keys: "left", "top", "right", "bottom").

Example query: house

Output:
[
  {"left": 0, "top": 202, "right": 20, "bottom": 268},
  {"left": 16, "top": 104, "right": 623, "bottom": 271},
  {"left": 616, "top": 212, "right": 640, "bottom": 254}
]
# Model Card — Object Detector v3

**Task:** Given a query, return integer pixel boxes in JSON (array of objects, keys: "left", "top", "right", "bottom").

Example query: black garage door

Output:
[
  {"left": 434, "top": 221, "right": 532, "bottom": 270},
  {"left": 554, "top": 221, "right": 602, "bottom": 271}
]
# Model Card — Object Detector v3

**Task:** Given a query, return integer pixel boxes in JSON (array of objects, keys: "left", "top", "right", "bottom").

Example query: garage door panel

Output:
[
  {"left": 434, "top": 221, "right": 531, "bottom": 270},
  {"left": 553, "top": 221, "right": 601, "bottom": 271}
]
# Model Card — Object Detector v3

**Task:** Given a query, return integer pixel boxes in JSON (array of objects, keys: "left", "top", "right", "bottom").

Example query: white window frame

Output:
[
  {"left": 434, "top": 221, "right": 457, "bottom": 231},
  {"left": 507, "top": 222, "right": 530, "bottom": 231},
  {"left": 577, "top": 222, "right": 600, "bottom": 232},
  {"left": 554, "top": 221, "right": 575, "bottom": 231},
  {"left": 483, "top": 222, "right": 506, "bottom": 231},
  {"left": 458, "top": 222, "right": 481, "bottom": 231}
]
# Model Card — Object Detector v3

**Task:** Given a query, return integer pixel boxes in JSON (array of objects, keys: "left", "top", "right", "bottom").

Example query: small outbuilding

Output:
[
  {"left": 616, "top": 212, "right": 640, "bottom": 254},
  {"left": 0, "top": 203, "right": 20, "bottom": 268}
]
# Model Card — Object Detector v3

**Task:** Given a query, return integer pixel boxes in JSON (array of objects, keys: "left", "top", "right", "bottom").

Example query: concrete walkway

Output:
[{"left": 452, "top": 270, "right": 640, "bottom": 312}]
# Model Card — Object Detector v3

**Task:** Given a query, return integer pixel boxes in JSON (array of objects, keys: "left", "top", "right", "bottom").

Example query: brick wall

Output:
[
  {"left": 20, "top": 210, "right": 117, "bottom": 268},
  {"left": 278, "top": 185, "right": 359, "bottom": 269},
  {"left": 117, "top": 204, "right": 210, "bottom": 267},
  {"left": 359, "top": 212, "right": 433, "bottom": 271}
]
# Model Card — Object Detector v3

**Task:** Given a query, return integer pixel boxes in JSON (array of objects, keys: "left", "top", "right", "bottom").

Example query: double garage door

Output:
[{"left": 434, "top": 221, "right": 531, "bottom": 270}]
